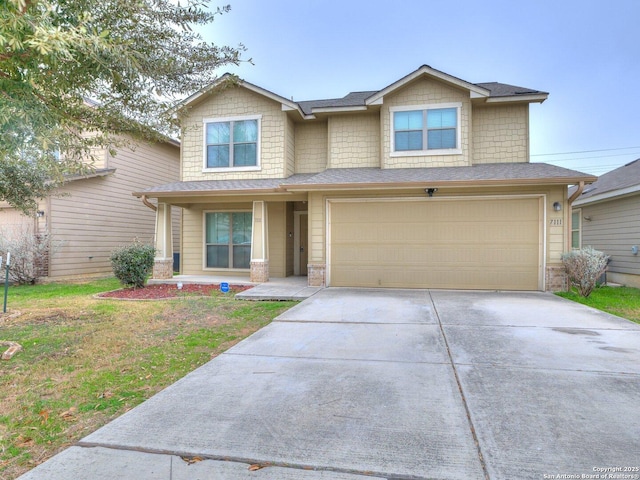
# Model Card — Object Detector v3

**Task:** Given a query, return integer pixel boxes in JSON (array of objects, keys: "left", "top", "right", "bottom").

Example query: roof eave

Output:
[
  {"left": 311, "top": 106, "right": 369, "bottom": 114},
  {"left": 283, "top": 176, "right": 597, "bottom": 192},
  {"left": 485, "top": 93, "right": 549, "bottom": 104},
  {"left": 573, "top": 183, "right": 640, "bottom": 206},
  {"left": 133, "top": 187, "right": 287, "bottom": 198}
]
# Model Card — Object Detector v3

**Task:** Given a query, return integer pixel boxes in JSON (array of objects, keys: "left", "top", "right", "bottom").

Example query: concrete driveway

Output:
[{"left": 19, "top": 289, "right": 640, "bottom": 480}]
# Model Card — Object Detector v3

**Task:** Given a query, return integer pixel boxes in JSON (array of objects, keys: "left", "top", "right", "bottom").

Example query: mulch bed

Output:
[{"left": 96, "top": 283, "right": 252, "bottom": 300}]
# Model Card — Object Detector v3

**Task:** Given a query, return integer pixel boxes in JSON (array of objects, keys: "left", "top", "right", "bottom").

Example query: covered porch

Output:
[{"left": 134, "top": 176, "right": 317, "bottom": 287}]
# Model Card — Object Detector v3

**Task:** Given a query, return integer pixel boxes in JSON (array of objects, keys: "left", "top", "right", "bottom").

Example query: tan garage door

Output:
[{"left": 329, "top": 197, "right": 542, "bottom": 290}]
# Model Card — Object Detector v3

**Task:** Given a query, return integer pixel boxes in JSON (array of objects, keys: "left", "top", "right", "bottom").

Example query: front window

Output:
[
  {"left": 391, "top": 103, "right": 461, "bottom": 155},
  {"left": 205, "top": 212, "right": 252, "bottom": 269},
  {"left": 204, "top": 116, "right": 259, "bottom": 169},
  {"left": 571, "top": 209, "right": 581, "bottom": 249}
]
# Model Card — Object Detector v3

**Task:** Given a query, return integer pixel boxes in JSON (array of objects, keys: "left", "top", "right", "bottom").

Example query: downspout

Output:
[
  {"left": 568, "top": 181, "right": 585, "bottom": 205},
  {"left": 140, "top": 195, "right": 157, "bottom": 211}
]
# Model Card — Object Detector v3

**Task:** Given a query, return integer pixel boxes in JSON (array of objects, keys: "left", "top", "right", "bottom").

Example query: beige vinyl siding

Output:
[
  {"left": 328, "top": 113, "right": 380, "bottom": 168},
  {"left": 47, "top": 141, "right": 180, "bottom": 279},
  {"left": 381, "top": 78, "right": 470, "bottom": 168},
  {"left": 294, "top": 122, "right": 328, "bottom": 173},
  {"left": 329, "top": 197, "right": 542, "bottom": 290},
  {"left": 285, "top": 116, "right": 295, "bottom": 177},
  {"left": 472, "top": 104, "right": 529, "bottom": 164},
  {"left": 580, "top": 195, "right": 640, "bottom": 276},
  {"left": 182, "top": 86, "right": 288, "bottom": 181}
]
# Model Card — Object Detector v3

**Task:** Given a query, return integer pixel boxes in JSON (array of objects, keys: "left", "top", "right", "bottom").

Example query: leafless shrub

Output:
[
  {"left": 0, "top": 226, "right": 61, "bottom": 284},
  {"left": 561, "top": 246, "right": 609, "bottom": 297}
]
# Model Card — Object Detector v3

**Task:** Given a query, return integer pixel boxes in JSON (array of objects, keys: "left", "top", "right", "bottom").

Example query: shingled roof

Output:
[
  {"left": 135, "top": 163, "right": 595, "bottom": 198},
  {"left": 178, "top": 65, "right": 548, "bottom": 118},
  {"left": 296, "top": 81, "right": 547, "bottom": 116},
  {"left": 572, "top": 159, "right": 640, "bottom": 204}
]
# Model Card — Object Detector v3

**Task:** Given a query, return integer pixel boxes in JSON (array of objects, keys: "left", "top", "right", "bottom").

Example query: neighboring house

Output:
[
  {"left": 571, "top": 159, "right": 640, "bottom": 288},
  {"left": 0, "top": 139, "right": 181, "bottom": 281},
  {"left": 135, "top": 64, "right": 595, "bottom": 291}
]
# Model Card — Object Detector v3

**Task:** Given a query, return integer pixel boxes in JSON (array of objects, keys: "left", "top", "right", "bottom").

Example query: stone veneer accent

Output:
[
  {"left": 153, "top": 259, "right": 174, "bottom": 280},
  {"left": 250, "top": 260, "right": 269, "bottom": 283},
  {"left": 308, "top": 263, "right": 326, "bottom": 287},
  {"left": 545, "top": 265, "right": 568, "bottom": 292}
]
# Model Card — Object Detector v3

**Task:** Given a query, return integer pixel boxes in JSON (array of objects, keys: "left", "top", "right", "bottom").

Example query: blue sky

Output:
[{"left": 202, "top": 0, "right": 640, "bottom": 176}]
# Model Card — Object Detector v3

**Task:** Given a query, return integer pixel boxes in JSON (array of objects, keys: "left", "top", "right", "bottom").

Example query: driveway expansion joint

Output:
[
  {"left": 73, "top": 441, "right": 413, "bottom": 479},
  {"left": 428, "top": 290, "right": 490, "bottom": 480}
]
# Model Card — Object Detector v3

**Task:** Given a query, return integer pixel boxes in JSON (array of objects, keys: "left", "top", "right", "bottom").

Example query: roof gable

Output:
[
  {"left": 177, "top": 73, "right": 311, "bottom": 119},
  {"left": 365, "top": 64, "right": 492, "bottom": 105},
  {"left": 176, "top": 65, "right": 549, "bottom": 119}
]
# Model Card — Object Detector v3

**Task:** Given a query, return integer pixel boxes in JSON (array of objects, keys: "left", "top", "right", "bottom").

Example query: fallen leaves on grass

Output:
[
  {"left": 97, "top": 284, "right": 251, "bottom": 300},
  {"left": 59, "top": 407, "right": 77, "bottom": 421}
]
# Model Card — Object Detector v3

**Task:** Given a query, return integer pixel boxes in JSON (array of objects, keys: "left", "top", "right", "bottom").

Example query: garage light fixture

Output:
[
  {"left": 425, "top": 188, "right": 438, "bottom": 197},
  {"left": 553, "top": 201, "right": 562, "bottom": 211}
]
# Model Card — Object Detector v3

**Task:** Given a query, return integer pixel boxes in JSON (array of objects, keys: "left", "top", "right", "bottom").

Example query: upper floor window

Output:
[
  {"left": 204, "top": 115, "right": 261, "bottom": 170},
  {"left": 391, "top": 103, "right": 461, "bottom": 156}
]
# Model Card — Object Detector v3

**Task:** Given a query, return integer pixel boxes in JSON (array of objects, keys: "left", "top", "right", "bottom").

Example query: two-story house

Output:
[{"left": 135, "top": 65, "right": 595, "bottom": 291}]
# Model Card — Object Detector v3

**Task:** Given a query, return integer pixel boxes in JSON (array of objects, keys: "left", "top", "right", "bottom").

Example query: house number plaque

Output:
[{"left": 550, "top": 218, "right": 563, "bottom": 226}]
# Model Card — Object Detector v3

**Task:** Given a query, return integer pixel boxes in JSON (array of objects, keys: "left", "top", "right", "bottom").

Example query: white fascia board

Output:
[
  {"left": 573, "top": 184, "right": 640, "bottom": 206},
  {"left": 311, "top": 106, "right": 368, "bottom": 114},
  {"left": 485, "top": 93, "right": 549, "bottom": 104}
]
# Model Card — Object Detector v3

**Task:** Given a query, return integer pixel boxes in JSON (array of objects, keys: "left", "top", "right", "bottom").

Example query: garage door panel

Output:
[{"left": 330, "top": 198, "right": 541, "bottom": 290}]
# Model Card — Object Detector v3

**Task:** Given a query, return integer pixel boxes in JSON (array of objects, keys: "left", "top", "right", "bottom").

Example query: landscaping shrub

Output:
[
  {"left": 561, "top": 246, "right": 609, "bottom": 298},
  {"left": 110, "top": 241, "right": 155, "bottom": 288}
]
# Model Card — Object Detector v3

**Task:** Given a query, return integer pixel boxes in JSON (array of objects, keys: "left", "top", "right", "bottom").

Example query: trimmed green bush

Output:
[
  {"left": 110, "top": 241, "right": 155, "bottom": 288},
  {"left": 561, "top": 246, "right": 609, "bottom": 298}
]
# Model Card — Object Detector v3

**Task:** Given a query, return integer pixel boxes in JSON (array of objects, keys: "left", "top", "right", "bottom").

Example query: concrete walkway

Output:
[
  {"left": 150, "top": 275, "right": 322, "bottom": 301},
  {"left": 18, "top": 289, "right": 640, "bottom": 480}
]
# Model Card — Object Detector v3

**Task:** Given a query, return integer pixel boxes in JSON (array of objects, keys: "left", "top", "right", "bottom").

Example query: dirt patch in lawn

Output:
[{"left": 96, "top": 283, "right": 252, "bottom": 300}]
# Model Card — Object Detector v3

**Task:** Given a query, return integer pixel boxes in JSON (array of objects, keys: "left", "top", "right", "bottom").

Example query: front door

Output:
[{"left": 294, "top": 212, "right": 308, "bottom": 276}]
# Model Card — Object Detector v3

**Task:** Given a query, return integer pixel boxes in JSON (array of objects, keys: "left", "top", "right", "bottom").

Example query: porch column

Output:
[
  {"left": 152, "top": 203, "right": 173, "bottom": 279},
  {"left": 250, "top": 200, "right": 269, "bottom": 283}
]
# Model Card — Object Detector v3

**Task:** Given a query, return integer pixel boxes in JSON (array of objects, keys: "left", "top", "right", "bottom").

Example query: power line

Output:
[
  {"left": 534, "top": 151, "right": 640, "bottom": 163},
  {"left": 531, "top": 146, "right": 640, "bottom": 157}
]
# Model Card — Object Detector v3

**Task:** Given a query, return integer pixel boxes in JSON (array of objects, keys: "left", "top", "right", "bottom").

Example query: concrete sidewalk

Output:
[{"left": 18, "top": 289, "right": 640, "bottom": 480}]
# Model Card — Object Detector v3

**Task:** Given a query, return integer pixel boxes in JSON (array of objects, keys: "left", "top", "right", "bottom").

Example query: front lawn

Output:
[
  {"left": 556, "top": 285, "right": 640, "bottom": 324},
  {"left": 0, "top": 279, "right": 295, "bottom": 479}
]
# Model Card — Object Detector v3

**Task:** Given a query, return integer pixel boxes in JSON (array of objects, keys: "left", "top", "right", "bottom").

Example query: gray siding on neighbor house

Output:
[
  {"left": 580, "top": 194, "right": 640, "bottom": 276},
  {"left": 47, "top": 141, "right": 181, "bottom": 279}
]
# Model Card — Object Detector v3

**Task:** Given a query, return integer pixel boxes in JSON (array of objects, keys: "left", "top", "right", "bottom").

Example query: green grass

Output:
[
  {"left": 556, "top": 285, "right": 640, "bottom": 324},
  {"left": 0, "top": 279, "right": 296, "bottom": 479}
]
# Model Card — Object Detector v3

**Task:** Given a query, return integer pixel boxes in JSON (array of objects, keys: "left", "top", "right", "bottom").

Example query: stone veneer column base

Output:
[
  {"left": 250, "top": 260, "right": 269, "bottom": 283},
  {"left": 153, "top": 259, "right": 173, "bottom": 280},
  {"left": 545, "top": 265, "right": 568, "bottom": 292},
  {"left": 307, "top": 263, "right": 326, "bottom": 287}
]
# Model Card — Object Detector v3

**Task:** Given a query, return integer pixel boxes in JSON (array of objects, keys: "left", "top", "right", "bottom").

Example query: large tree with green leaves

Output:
[{"left": 0, "top": 0, "right": 245, "bottom": 214}]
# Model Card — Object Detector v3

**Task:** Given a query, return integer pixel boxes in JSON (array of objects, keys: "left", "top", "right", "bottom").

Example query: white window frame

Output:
[
  {"left": 390, "top": 102, "right": 462, "bottom": 157},
  {"left": 202, "top": 115, "right": 262, "bottom": 172},
  {"left": 571, "top": 208, "right": 582, "bottom": 250},
  {"left": 202, "top": 210, "right": 253, "bottom": 271}
]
